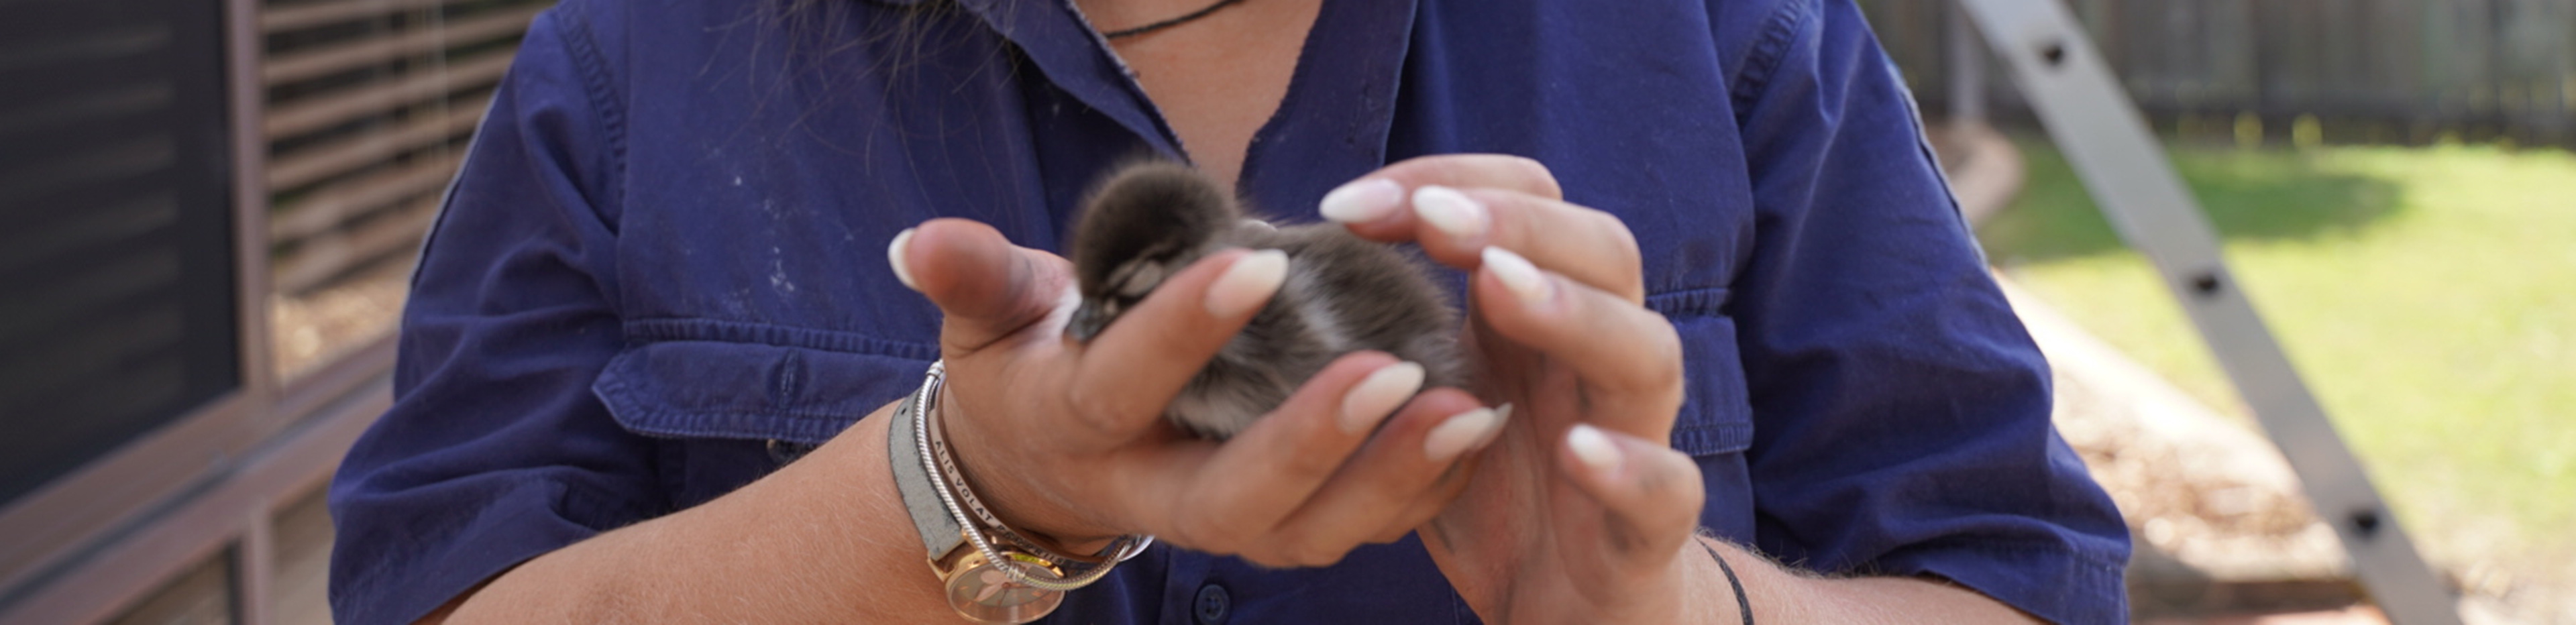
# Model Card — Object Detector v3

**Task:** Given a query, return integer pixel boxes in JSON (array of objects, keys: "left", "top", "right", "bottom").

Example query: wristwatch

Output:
[{"left": 888, "top": 362, "right": 1150, "bottom": 623}]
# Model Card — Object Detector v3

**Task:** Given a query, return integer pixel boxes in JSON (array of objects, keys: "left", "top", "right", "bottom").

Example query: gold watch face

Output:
[{"left": 943, "top": 551, "right": 1065, "bottom": 624}]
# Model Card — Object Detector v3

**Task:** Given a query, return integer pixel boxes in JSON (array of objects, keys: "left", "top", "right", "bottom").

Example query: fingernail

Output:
[
  {"left": 1205, "top": 249, "right": 1289, "bottom": 317},
  {"left": 1425, "top": 407, "right": 1503, "bottom": 461},
  {"left": 1320, "top": 178, "right": 1405, "bottom": 223},
  {"left": 888, "top": 228, "right": 920, "bottom": 291},
  {"left": 1566, "top": 424, "right": 1623, "bottom": 476},
  {"left": 1340, "top": 361, "right": 1426, "bottom": 434},
  {"left": 1483, "top": 403, "right": 1515, "bottom": 447},
  {"left": 1412, "top": 186, "right": 1489, "bottom": 241},
  {"left": 1480, "top": 247, "right": 1551, "bottom": 306}
]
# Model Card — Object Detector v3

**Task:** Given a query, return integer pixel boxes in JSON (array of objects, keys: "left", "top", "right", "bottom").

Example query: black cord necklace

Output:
[{"left": 1100, "top": 0, "right": 1249, "bottom": 40}]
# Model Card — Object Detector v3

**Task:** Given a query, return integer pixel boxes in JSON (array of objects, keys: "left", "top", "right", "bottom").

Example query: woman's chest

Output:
[{"left": 593, "top": 0, "right": 1772, "bottom": 507}]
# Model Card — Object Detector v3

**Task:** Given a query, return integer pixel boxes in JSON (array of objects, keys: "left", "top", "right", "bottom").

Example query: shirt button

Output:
[{"left": 1192, "top": 583, "right": 1230, "bottom": 624}]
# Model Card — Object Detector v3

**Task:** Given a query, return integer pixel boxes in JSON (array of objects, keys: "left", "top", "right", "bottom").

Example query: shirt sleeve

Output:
[
  {"left": 326, "top": 4, "right": 655, "bottom": 624},
  {"left": 1721, "top": 1, "right": 2132, "bottom": 623}
]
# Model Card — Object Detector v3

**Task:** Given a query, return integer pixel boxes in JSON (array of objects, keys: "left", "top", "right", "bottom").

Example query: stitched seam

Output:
[
  {"left": 623, "top": 318, "right": 940, "bottom": 357},
  {"left": 1730, "top": 0, "right": 1816, "bottom": 127},
  {"left": 1647, "top": 286, "right": 1732, "bottom": 316},
  {"left": 1901, "top": 541, "right": 2130, "bottom": 624},
  {"left": 1674, "top": 421, "right": 1756, "bottom": 455},
  {"left": 593, "top": 363, "right": 893, "bottom": 424},
  {"left": 555, "top": 0, "right": 629, "bottom": 215},
  {"left": 1889, "top": 535, "right": 2132, "bottom": 573},
  {"left": 1955, "top": 538, "right": 2131, "bottom": 572},
  {"left": 593, "top": 376, "right": 875, "bottom": 440}
]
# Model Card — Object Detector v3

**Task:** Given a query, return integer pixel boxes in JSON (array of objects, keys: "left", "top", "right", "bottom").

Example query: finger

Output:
[
  {"left": 1423, "top": 188, "right": 1647, "bottom": 304},
  {"left": 1065, "top": 248, "right": 1286, "bottom": 437},
  {"left": 1560, "top": 424, "right": 1705, "bottom": 564},
  {"left": 1330, "top": 182, "right": 1644, "bottom": 305},
  {"left": 1265, "top": 388, "right": 1498, "bottom": 567},
  {"left": 1318, "top": 154, "right": 1562, "bottom": 235},
  {"left": 1158, "top": 353, "right": 1424, "bottom": 558},
  {"left": 897, "top": 219, "right": 1079, "bottom": 353},
  {"left": 1476, "top": 247, "right": 1685, "bottom": 438}
]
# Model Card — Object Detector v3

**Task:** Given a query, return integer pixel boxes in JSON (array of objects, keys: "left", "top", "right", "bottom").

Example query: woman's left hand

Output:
[{"left": 1326, "top": 155, "right": 1723, "bottom": 623}]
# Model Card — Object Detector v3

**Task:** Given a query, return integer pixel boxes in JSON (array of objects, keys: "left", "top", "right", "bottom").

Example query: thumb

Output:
[{"left": 891, "top": 219, "right": 1075, "bottom": 353}]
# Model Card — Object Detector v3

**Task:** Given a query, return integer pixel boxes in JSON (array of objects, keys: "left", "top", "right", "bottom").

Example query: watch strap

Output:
[{"left": 889, "top": 383, "right": 964, "bottom": 559}]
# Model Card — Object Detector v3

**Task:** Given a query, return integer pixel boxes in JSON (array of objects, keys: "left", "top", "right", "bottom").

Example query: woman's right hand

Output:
[{"left": 881, "top": 218, "right": 1505, "bottom": 567}]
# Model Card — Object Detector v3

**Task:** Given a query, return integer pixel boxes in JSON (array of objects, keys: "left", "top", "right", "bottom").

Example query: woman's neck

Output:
[{"left": 1075, "top": 0, "right": 1322, "bottom": 193}]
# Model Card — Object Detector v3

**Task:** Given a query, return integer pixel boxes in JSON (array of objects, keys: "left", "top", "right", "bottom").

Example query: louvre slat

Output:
[
  {"left": 272, "top": 194, "right": 441, "bottom": 293},
  {"left": 270, "top": 152, "right": 459, "bottom": 242},
  {"left": 261, "top": 0, "right": 459, "bottom": 34},
  {"left": 0, "top": 83, "right": 170, "bottom": 139},
  {"left": 262, "top": 5, "right": 540, "bottom": 86},
  {"left": 266, "top": 102, "right": 479, "bottom": 191},
  {"left": 0, "top": 137, "right": 172, "bottom": 212},
  {"left": 261, "top": 50, "right": 509, "bottom": 139},
  {"left": 0, "top": 250, "right": 179, "bottom": 352},
  {"left": 262, "top": 0, "right": 551, "bottom": 297},
  {"left": 0, "top": 192, "right": 173, "bottom": 276},
  {"left": 0, "top": 0, "right": 238, "bottom": 512}
]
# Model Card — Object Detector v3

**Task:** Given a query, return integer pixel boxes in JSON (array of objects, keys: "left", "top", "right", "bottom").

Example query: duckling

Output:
[{"left": 1066, "top": 162, "right": 1466, "bottom": 439}]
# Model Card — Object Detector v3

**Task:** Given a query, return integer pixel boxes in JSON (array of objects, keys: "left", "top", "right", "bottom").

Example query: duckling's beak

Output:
[{"left": 1067, "top": 298, "right": 1118, "bottom": 343}]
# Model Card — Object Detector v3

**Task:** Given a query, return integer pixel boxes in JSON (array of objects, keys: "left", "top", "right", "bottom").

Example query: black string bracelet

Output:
[
  {"left": 1701, "top": 541, "right": 1756, "bottom": 625},
  {"left": 1101, "top": 0, "right": 1249, "bottom": 40}
]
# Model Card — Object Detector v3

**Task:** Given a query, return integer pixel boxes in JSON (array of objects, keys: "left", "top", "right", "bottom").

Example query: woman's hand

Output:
[
  {"left": 1326, "top": 155, "right": 1717, "bottom": 623},
  {"left": 883, "top": 218, "right": 1505, "bottom": 566}
]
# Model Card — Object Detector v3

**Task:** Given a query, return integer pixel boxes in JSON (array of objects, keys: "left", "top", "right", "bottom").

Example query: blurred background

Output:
[
  {"left": 1868, "top": 1, "right": 2576, "bottom": 623},
  {"left": 0, "top": 0, "right": 2565, "bottom": 623}
]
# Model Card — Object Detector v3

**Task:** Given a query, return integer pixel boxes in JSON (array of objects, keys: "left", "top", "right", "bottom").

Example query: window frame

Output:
[{"left": 0, "top": 0, "right": 404, "bottom": 620}]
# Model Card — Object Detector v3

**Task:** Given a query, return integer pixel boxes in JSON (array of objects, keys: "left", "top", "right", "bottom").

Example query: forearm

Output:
[
  {"left": 1682, "top": 538, "right": 2042, "bottom": 625},
  {"left": 433, "top": 404, "right": 950, "bottom": 624}
]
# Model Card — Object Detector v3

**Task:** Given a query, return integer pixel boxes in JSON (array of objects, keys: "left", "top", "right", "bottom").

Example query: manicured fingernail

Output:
[
  {"left": 888, "top": 228, "right": 920, "bottom": 291},
  {"left": 1425, "top": 407, "right": 1503, "bottom": 461},
  {"left": 1320, "top": 178, "right": 1405, "bottom": 223},
  {"left": 1340, "top": 361, "right": 1426, "bottom": 434},
  {"left": 1412, "top": 185, "right": 1489, "bottom": 241},
  {"left": 1483, "top": 403, "right": 1515, "bottom": 447},
  {"left": 1205, "top": 249, "right": 1289, "bottom": 317},
  {"left": 1566, "top": 424, "right": 1623, "bottom": 476},
  {"left": 1480, "top": 247, "right": 1551, "bottom": 305}
]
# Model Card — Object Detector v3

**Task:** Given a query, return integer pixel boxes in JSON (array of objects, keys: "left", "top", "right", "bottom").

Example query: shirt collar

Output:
[
  {"left": 957, "top": 0, "right": 1186, "bottom": 157},
  {"left": 851, "top": 0, "right": 1421, "bottom": 205}
]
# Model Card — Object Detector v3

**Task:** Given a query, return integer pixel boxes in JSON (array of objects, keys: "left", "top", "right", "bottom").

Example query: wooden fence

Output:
[{"left": 1861, "top": 0, "right": 2576, "bottom": 146}]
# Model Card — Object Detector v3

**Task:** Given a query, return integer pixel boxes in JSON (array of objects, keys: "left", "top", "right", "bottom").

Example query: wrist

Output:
[
  {"left": 1680, "top": 540, "right": 1747, "bottom": 625},
  {"left": 1690, "top": 538, "right": 1781, "bottom": 625},
  {"left": 930, "top": 381, "right": 1124, "bottom": 549}
]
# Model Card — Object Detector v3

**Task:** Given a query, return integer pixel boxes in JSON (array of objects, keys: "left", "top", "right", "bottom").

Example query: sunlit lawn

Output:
[{"left": 1978, "top": 136, "right": 2576, "bottom": 576}]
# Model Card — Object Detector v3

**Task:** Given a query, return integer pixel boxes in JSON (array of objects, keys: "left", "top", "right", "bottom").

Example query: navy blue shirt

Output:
[{"left": 328, "top": 0, "right": 2131, "bottom": 623}]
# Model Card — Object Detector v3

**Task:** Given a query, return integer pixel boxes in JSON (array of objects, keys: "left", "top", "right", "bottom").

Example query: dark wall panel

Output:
[{"left": 0, "top": 0, "right": 241, "bottom": 504}]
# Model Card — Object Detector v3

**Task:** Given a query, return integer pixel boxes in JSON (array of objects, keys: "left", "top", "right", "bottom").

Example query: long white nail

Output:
[
  {"left": 888, "top": 228, "right": 920, "bottom": 291},
  {"left": 1483, "top": 403, "right": 1516, "bottom": 447},
  {"left": 1480, "top": 247, "right": 1551, "bottom": 306},
  {"left": 1425, "top": 407, "right": 1503, "bottom": 461},
  {"left": 1320, "top": 178, "right": 1405, "bottom": 223},
  {"left": 1340, "top": 361, "right": 1426, "bottom": 434},
  {"left": 1566, "top": 424, "right": 1623, "bottom": 476},
  {"left": 1205, "top": 249, "right": 1289, "bottom": 317},
  {"left": 1411, "top": 186, "right": 1489, "bottom": 241}
]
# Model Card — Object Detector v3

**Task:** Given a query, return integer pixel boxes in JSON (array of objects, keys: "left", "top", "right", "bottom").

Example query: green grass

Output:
[{"left": 1978, "top": 136, "right": 2576, "bottom": 573}]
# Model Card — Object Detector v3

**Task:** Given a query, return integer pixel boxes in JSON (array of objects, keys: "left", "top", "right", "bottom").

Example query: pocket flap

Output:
[
  {"left": 1653, "top": 288, "right": 1755, "bottom": 456},
  {"left": 592, "top": 339, "right": 926, "bottom": 445}
]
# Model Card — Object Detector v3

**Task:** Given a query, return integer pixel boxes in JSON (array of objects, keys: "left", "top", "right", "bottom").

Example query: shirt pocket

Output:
[
  {"left": 590, "top": 319, "right": 936, "bottom": 445},
  {"left": 1651, "top": 287, "right": 1755, "bottom": 457}
]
